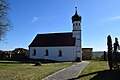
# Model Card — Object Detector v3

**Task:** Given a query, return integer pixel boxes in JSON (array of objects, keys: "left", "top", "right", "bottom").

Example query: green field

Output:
[
  {"left": 0, "top": 60, "right": 74, "bottom": 80},
  {"left": 75, "top": 61, "right": 120, "bottom": 80},
  {"left": 1, "top": 60, "right": 120, "bottom": 80},
  {"left": 91, "top": 53, "right": 103, "bottom": 60}
]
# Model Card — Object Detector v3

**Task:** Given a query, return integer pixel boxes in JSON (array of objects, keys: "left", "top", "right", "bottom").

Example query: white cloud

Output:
[
  {"left": 106, "top": 16, "right": 120, "bottom": 21},
  {"left": 110, "top": 16, "right": 120, "bottom": 20},
  {"left": 31, "top": 16, "right": 39, "bottom": 23}
]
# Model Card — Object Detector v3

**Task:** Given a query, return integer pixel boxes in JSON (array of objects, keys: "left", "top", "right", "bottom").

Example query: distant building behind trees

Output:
[{"left": 82, "top": 48, "right": 93, "bottom": 60}]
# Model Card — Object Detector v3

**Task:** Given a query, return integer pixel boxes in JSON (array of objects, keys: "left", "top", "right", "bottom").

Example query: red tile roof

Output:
[{"left": 29, "top": 32, "right": 75, "bottom": 47}]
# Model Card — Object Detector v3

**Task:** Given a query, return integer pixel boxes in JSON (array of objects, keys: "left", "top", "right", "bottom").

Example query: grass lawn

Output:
[
  {"left": 75, "top": 61, "right": 120, "bottom": 80},
  {"left": 0, "top": 60, "right": 75, "bottom": 80}
]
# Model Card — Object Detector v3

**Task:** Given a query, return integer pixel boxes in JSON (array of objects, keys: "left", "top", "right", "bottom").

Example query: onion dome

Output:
[{"left": 72, "top": 7, "right": 82, "bottom": 23}]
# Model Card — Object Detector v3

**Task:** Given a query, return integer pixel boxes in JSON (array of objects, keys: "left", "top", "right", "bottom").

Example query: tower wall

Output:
[{"left": 72, "top": 21, "right": 82, "bottom": 61}]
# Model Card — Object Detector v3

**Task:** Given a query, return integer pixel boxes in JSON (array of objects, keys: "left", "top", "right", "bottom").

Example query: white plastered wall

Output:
[{"left": 29, "top": 46, "right": 76, "bottom": 61}]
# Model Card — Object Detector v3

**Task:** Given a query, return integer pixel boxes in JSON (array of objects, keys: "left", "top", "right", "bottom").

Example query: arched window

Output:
[
  {"left": 33, "top": 49, "right": 36, "bottom": 56},
  {"left": 76, "top": 23, "right": 77, "bottom": 26},
  {"left": 58, "top": 50, "right": 62, "bottom": 57},
  {"left": 45, "top": 49, "right": 49, "bottom": 56}
]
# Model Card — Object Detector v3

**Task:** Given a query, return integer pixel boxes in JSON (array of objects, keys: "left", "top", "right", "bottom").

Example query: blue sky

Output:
[{"left": 0, "top": 0, "right": 120, "bottom": 51}]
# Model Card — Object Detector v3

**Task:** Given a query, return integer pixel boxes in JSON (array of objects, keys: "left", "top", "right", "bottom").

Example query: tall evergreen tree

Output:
[{"left": 107, "top": 35, "right": 113, "bottom": 70}]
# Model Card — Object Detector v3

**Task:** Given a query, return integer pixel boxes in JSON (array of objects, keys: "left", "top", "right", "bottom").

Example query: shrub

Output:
[
  {"left": 75, "top": 57, "right": 82, "bottom": 62},
  {"left": 34, "top": 62, "right": 41, "bottom": 66}
]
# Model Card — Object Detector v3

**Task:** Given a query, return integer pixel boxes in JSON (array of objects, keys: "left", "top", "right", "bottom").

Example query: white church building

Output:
[{"left": 29, "top": 7, "right": 82, "bottom": 61}]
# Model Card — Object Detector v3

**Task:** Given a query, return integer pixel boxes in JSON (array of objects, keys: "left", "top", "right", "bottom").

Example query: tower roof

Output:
[{"left": 72, "top": 7, "right": 82, "bottom": 23}]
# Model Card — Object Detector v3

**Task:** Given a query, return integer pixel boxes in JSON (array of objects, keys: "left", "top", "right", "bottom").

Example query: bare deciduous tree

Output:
[{"left": 0, "top": 0, "right": 11, "bottom": 41}]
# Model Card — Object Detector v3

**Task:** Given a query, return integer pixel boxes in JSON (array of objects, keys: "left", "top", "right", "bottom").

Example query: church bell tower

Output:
[{"left": 72, "top": 7, "right": 82, "bottom": 61}]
